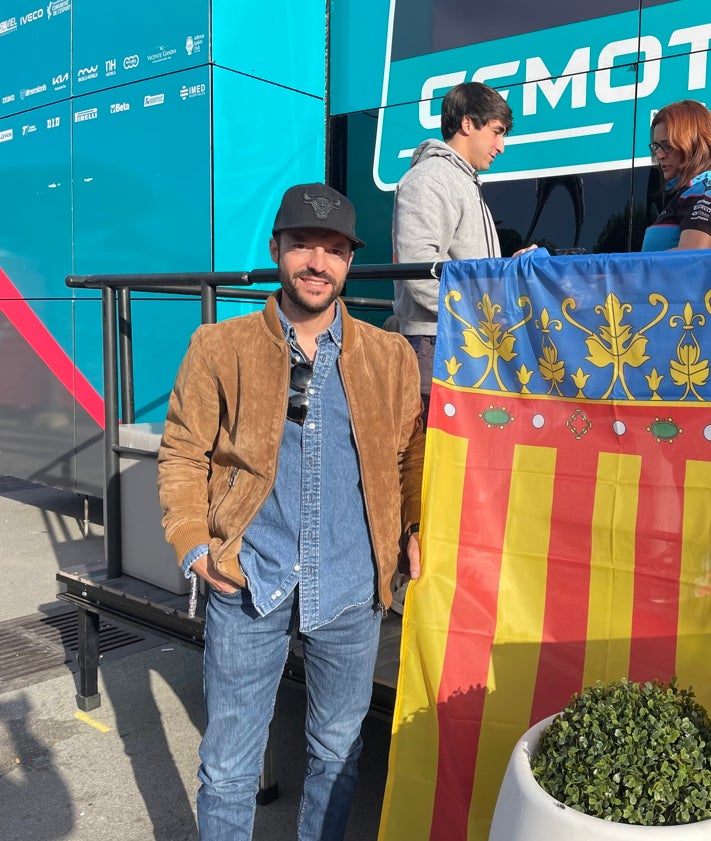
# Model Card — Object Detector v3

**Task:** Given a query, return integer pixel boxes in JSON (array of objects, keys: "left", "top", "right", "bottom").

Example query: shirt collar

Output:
[{"left": 276, "top": 297, "right": 343, "bottom": 350}]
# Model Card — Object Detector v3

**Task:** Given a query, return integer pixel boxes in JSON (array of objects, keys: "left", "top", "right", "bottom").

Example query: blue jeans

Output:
[{"left": 197, "top": 586, "right": 382, "bottom": 841}]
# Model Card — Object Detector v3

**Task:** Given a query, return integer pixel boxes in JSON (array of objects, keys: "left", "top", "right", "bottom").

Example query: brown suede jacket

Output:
[{"left": 157, "top": 293, "right": 425, "bottom": 609}]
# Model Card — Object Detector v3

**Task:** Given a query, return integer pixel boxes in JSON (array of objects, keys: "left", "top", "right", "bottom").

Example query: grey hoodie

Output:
[{"left": 392, "top": 139, "right": 500, "bottom": 334}]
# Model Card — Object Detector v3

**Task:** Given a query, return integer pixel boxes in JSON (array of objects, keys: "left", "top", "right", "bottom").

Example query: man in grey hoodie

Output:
[{"left": 392, "top": 81, "right": 524, "bottom": 418}]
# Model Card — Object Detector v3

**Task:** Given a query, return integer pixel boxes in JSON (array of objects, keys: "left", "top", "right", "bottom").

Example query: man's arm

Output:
[
  {"left": 396, "top": 339, "right": 426, "bottom": 577},
  {"left": 189, "top": 552, "right": 242, "bottom": 592},
  {"left": 393, "top": 174, "right": 460, "bottom": 312},
  {"left": 157, "top": 326, "right": 222, "bottom": 563}
]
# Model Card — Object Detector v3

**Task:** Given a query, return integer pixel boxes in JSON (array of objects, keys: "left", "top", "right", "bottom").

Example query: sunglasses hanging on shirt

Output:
[{"left": 287, "top": 355, "right": 313, "bottom": 425}]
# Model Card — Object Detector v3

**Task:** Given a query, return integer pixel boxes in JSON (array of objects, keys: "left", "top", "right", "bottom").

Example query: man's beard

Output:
[{"left": 279, "top": 267, "right": 344, "bottom": 314}]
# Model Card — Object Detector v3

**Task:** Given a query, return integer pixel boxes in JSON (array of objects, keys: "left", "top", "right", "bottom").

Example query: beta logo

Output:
[{"left": 110, "top": 102, "right": 130, "bottom": 114}]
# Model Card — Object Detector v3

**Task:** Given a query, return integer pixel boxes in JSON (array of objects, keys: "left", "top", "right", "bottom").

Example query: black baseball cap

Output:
[{"left": 272, "top": 182, "right": 366, "bottom": 250}]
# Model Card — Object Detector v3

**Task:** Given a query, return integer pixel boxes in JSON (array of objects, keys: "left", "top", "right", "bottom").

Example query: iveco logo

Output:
[
  {"left": 20, "top": 8, "right": 43, "bottom": 25},
  {"left": 52, "top": 72, "right": 69, "bottom": 87},
  {"left": 123, "top": 55, "right": 139, "bottom": 70}
]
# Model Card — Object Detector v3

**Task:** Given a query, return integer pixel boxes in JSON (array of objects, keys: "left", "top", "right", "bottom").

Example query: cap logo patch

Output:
[{"left": 302, "top": 190, "right": 341, "bottom": 220}]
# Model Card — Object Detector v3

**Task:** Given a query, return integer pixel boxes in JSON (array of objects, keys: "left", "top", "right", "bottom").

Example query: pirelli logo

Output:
[{"left": 74, "top": 108, "right": 98, "bottom": 122}]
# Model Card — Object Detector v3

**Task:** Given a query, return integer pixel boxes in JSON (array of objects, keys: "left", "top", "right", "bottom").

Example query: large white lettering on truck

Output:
[{"left": 374, "top": 0, "right": 710, "bottom": 188}]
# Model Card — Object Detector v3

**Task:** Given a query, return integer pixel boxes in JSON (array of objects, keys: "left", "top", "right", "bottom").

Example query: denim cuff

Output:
[{"left": 181, "top": 544, "right": 209, "bottom": 579}]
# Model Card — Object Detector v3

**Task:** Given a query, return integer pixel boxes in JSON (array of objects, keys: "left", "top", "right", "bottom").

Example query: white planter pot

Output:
[{"left": 489, "top": 715, "right": 711, "bottom": 840}]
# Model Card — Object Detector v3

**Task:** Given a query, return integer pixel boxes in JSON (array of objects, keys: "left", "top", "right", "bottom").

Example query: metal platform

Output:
[{"left": 56, "top": 561, "right": 402, "bottom": 719}]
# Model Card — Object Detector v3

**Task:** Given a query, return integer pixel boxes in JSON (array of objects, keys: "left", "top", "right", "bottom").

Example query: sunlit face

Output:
[
  {"left": 464, "top": 118, "right": 507, "bottom": 172},
  {"left": 270, "top": 229, "right": 353, "bottom": 316},
  {"left": 651, "top": 122, "right": 683, "bottom": 183}
]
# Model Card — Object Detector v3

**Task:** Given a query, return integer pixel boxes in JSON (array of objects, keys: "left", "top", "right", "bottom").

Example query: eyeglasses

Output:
[
  {"left": 649, "top": 140, "right": 674, "bottom": 156},
  {"left": 287, "top": 357, "right": 313, "bottom": 425}
]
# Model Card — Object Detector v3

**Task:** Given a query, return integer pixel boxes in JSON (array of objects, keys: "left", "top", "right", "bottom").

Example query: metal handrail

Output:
[
  {"left": 66, "top": 263, "right": 440, "bottom": 578},
  {"left": 65, "top": 261, "right": 440, "bottom": 289}
]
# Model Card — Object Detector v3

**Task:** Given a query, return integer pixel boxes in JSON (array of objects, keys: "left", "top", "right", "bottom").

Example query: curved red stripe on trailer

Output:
[{"left": 0, "top": 268, "right": 104, "bottom": 428}]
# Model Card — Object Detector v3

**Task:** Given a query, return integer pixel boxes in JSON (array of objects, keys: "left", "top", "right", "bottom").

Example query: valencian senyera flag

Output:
[{"left": 379, "top": 249, "right": 711, "bottom": 841}]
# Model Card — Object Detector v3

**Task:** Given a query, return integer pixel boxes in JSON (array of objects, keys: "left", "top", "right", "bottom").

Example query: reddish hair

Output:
[{"left": 651, "top": 99, "right": 711, "bottom": 189}]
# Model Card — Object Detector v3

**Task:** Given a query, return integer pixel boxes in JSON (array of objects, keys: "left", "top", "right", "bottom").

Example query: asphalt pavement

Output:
[{"left": 0, "top": 477, "right": 392, "bottom": 841}]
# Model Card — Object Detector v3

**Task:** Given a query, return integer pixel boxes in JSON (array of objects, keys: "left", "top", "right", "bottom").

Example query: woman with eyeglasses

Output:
[{"left": 641, "top": 99, "right": 711, "bottom": 252}]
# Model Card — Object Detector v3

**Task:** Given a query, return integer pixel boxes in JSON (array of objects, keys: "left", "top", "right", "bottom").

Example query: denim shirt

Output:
[{"left": 188, "top": 301, "right": 377, "bottom": 632}]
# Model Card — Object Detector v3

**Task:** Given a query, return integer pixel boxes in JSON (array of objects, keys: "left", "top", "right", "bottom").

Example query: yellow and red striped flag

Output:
[{"left": 379, "top": 251, "right": 711, "bottom": 841}]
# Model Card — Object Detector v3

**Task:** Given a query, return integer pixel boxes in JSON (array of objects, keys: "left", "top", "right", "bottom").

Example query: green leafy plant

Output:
[{"left": 531, "top": 678, "right": 711, "bottom": 826}]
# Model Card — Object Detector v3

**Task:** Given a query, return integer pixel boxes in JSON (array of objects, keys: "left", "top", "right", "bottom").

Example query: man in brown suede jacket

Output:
[{"left": 157, "top": 182, "right": 424, "bottom": 841}]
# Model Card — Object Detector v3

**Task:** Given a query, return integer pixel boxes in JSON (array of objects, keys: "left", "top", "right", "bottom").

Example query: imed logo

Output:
[{"left": 180, "top": 84, "right": 206, "bottom": 100}]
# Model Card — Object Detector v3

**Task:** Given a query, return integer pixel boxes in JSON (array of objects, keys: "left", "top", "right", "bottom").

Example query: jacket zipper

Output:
[
  {"left": 209, "top": 467, "right": 239, "bottom": 531},
  {"left": 340, "top": 358, "right": 388, "bottom": 615}
]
